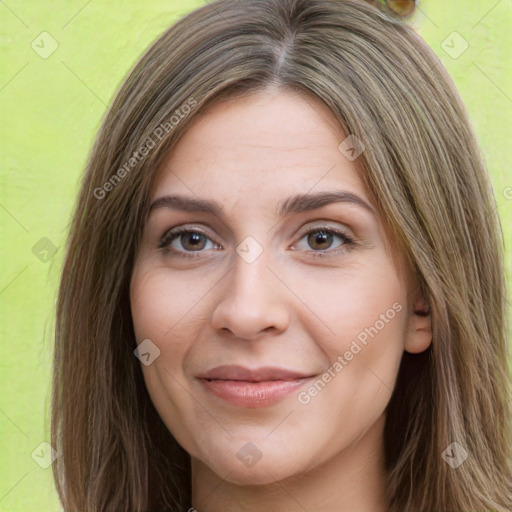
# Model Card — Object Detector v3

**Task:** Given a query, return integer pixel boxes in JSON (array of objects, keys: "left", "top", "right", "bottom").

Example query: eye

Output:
[
  {"left": 158, "top": 227, "right": 221, "bottom": 257},
  {"left": 293, "top": 226, "right": 354, "bottom": 256},
  {"left": 158, "top": 225, "right": 355, "bottom": 258}
]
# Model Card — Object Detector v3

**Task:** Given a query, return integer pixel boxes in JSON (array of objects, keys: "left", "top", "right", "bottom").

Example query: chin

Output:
[
  {"left": 194, "top": 440, "right": 305, "bottom": 486},
  {"left": 213, "top": 459, "right": 298, "bottom": 486}
]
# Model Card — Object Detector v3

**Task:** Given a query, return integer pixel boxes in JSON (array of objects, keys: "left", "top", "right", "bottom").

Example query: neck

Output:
[{"left": 191, "top": 413, "right": 388, "bottom": 512}]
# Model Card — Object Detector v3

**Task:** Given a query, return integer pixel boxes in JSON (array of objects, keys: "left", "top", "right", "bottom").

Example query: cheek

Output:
[
  {"left": 293, "top": 258, "right": 407, "bottom": 411},
  {"left": 130, "top": 265, "right": 205, "bottom": 348},
  {"left": 291, "top": 257, "right": 407, "bottom": 354},
  {"left": 130, "top": 266, "right": 205, "bottom": 446}
]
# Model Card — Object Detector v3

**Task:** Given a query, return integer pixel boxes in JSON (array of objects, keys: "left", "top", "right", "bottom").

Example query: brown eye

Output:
[
  {"left": 307, "top": 230, "right": 335, "bottom": 250},
  {"left": 158, "top": 227, "right": 220, "bottom": 256},
  {"left": 179, "top": 232, "right": 208, "bottom": 251},
  {"left": 293, "top": 226, "right": 355, "bottom": 256}
]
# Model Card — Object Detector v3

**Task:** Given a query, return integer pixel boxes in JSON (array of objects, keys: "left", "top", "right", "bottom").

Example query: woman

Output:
[{"left": 52, "top": 0, "right": 512, "bottom": 510}]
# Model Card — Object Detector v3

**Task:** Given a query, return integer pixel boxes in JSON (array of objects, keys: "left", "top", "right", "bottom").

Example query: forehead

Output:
[{"left": 152, "top": 90, "right": 366, "bottom": 203}]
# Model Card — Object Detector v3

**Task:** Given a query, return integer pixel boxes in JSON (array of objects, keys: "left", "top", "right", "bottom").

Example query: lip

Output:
[
  {"left": 198, "top": 365, "right": 313, "bottom": 382},
  {"left": 196, "top": 365, "right": 315, "bottom": 408}
]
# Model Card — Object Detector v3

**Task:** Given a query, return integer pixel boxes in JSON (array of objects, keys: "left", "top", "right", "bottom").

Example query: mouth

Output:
[{"left": 196, "top": 365, "right": 316, "bottom": 408}]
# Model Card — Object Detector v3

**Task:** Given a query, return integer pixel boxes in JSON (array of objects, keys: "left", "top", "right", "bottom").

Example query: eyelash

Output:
[{"left": 158, "top": 225, "right": 355, "bottom": 259}]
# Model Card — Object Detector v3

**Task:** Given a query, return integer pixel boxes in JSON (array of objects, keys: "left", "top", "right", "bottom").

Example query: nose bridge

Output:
[
  {"left": 228, "top": 230, "right": 275, "bottom": 301},
  {"left": 210, "top": 242, "right": 291, "bottom": 338},
  {"left": 232, "top": 246, "right": 271, "bottom": 300}
]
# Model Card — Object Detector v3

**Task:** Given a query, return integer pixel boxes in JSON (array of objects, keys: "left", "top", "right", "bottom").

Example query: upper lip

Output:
[{"left": 197, "top": 365, "right": 314, "bottom": 382}]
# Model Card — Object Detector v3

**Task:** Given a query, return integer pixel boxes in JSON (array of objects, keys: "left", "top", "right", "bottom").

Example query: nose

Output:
[{"left": 210, "top": 251, "right": 292, "bottom": 340}]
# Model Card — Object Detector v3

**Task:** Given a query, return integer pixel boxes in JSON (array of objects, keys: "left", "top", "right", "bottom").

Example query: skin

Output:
[{"left": 130, "top": 89, "right": 432, "bottom": 512}]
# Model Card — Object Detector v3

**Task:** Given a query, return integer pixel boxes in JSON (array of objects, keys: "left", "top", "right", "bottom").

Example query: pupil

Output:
[
  {"left": 308, "top": 231, "right": 332, "bottom": 250},
  {"left": 183, "top": 232, "right": 205, "bottom": 251}
]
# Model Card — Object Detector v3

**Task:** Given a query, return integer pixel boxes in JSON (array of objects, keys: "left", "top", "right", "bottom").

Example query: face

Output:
[{"left": 130, "top": 90, "right": 430, "bottom": 486}]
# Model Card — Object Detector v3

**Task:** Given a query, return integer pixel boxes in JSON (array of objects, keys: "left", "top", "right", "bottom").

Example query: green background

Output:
[{"left": 1, "top": 1, "right": 511, "bottom": 510}]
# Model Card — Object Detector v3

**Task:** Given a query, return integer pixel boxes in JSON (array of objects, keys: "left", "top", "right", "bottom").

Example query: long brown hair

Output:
[{"left": 52, "top": 1, "right": 512, "bottom": 510}]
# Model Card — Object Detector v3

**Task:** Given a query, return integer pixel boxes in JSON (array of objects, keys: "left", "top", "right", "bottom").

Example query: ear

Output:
[{"left": 404, "top": 294, "right": 432, "bottom": 354}]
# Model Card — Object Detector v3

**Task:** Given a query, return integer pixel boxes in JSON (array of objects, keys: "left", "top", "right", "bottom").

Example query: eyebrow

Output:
[{"left": 149, "top": 190, "right": 376, "bottom": 218}]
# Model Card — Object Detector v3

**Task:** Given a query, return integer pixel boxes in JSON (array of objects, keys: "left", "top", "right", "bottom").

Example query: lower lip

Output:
[{"left": 199, "top": 378, "right": 311, "bottom": 408}]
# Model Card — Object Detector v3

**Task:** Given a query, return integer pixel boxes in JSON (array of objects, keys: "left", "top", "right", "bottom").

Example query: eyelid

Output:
[
  {"left": 295, "top": 220, "right": 353, "bottom": 239},
  {"left": 290, "top": 224, "right": 354, "bottom": 254},
  {"left": 158, "top": 225, "right": 223, "bottom": 253}
]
